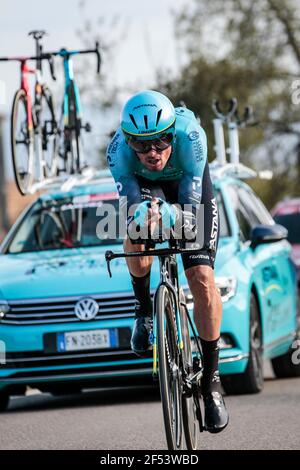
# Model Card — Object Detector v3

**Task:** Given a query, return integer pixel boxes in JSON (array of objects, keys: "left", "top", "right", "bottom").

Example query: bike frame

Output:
[
  {"left": 60, "top": 51, "right": 83, "bottom": 126},
  {"left": 20, "top": 61, "right": 35, "bottom": 130},
  {"left": 0, "top": 54, "right": 51, "bottom": 129},
  {"left": 47, "top": 44, "right": 100, "bottom": 129},
  {"left": 0, "top": 57, "right": 38, "bottom": 129}
]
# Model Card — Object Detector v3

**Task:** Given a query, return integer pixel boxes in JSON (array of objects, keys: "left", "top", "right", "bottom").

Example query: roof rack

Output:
[
  {"left": 211, "top": 98, "right": 273, "bottom": 181},
  {"left": 209, "top": 160, "right": 257, "bottom": 180},
  {"left": 28, "top": 167, "right": 114, "bottom": 194}
]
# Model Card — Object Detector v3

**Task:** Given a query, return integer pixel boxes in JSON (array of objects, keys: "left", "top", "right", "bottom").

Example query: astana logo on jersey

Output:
[{"left": 209, "top": 198, "right": 218, "bottom": 251}]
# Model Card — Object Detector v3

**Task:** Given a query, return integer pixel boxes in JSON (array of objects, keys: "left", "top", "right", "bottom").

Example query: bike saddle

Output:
[{"left": 28, "top": 30, "right": 47, "bottom": 40}]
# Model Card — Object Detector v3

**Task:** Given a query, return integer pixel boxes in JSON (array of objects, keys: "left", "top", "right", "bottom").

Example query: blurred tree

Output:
[
  {"left": 75, "top": 0, "right": 124, "bottom": 108},
  {"left": 157, "top": 0, "right": 300, "bottom": 208}
]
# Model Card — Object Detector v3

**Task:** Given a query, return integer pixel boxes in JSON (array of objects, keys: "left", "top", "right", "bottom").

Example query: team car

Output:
[
  {"left": 272, "top": 198, "right": 300, "bottom": 283},
  {"left": 0, "top": 169, "right": 299, "bottom": 410}
]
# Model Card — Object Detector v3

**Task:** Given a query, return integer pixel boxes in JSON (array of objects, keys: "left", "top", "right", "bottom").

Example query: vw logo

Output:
[{"left": 74, "top": 298, "right": 99, "bottom": 321}]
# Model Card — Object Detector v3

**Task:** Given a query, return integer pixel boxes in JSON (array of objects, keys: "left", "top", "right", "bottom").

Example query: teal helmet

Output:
[{"left": 120, "top": 90, "right": 176, "bottom": 140}]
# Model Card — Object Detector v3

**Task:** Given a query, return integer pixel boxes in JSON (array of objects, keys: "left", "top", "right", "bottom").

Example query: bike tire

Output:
[
  {"left": 180, "top": 290, "right": 199, "bottom": 450},
  {"left": 11, "top": 89, "right": 34, "bottom": 195},
  {"left": 156, "top": 285, "right": 183, "bottom": 450},
  {"left": 40, "top": 88, "right": 58, "bottom": 178}
]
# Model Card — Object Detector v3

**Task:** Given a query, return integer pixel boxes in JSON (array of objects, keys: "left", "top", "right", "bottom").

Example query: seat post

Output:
[{"left": 28, "top": 30, "right": 47, "bottom": 71}]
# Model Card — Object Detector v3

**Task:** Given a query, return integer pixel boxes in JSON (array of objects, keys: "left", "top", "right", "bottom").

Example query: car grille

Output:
[
  {"left": 3, "top": 348, "right": 148, "bottom": 370},
  {"left": 2, "top": 293, "right": 137, "bottom": 325}
]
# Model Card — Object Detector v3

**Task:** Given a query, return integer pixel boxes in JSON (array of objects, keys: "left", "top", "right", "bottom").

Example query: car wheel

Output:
[
  {"left": 221, "top": 293, "right": 264, "bottom": 395},
  {"left": 271, "top": 288, "right": 300, "bottom": 378},
  {"left": 0, "top": 391, "right": 10, "bottom": 412}
]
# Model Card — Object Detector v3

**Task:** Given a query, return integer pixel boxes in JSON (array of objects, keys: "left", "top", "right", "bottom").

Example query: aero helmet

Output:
[{"left": 121, "top": 90, "right": 176, "bottom": 140}]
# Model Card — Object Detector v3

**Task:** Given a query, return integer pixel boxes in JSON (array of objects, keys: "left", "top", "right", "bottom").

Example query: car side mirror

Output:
[{"left": 250, "top": 224, "right": 288, "bottom": 249}]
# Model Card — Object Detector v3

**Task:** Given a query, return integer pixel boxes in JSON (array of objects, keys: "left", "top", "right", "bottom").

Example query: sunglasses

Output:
[{"left": 125, "top": 133, "right": 174, "bottom": 154}]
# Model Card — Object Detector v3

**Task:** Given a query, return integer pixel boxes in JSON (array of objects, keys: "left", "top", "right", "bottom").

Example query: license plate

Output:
[{"left": 57, "top": 329, "right": 118, "bottom": 352}]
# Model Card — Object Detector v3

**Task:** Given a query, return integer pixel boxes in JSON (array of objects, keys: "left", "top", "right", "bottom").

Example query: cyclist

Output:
[{"left": 106, "top": 90, "right": 229, "bottom": 433}]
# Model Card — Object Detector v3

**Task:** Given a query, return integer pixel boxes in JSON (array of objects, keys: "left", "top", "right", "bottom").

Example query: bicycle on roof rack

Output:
[
  {"left": 0, "top": 31, "right": 101, "bottom": 195},
  {"left": 0, "top": 30, "right": 58, "bottom": 195},
  {"left": 105, "top": 238, "right": 206, "bottom": 450},
  {"left": 46, "top": 42, "right": 101, "bottom": 177},
  {"left": 210, "top": 97, "right": 272, "bottom": 181}
]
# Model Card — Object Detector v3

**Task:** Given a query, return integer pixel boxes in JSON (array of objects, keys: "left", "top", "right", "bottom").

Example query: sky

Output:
[
  {"left": 0, "top": 0, "right": 188, "bottom": 111},
  {"left": 0, "top": 0, "right": 188, "bottom": 175}
]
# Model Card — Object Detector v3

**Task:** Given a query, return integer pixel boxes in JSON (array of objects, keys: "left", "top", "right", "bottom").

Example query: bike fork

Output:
[{"left": 152, "top": 313, "right": 158, "bottom": 377}]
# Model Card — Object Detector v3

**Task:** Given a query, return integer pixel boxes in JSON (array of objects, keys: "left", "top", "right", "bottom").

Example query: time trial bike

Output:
[{"left": 105, "top": 238, "right": 206, "bottom": 450}]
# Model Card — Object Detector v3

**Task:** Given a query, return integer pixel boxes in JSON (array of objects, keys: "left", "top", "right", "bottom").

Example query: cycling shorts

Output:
[{"left": 135, "top": 161, "right": 220, "bottom": 270}]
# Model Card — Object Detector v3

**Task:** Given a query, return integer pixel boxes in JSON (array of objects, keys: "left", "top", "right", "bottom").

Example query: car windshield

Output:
[
  {"left": 6, "top": 189, "right": 230, "bottom": 254},
  {"left": 273, "top": 213, "right": 300, "bottom": 244},
  {"left": 7, "top": 195, "right": 123, "bottom": 253}
]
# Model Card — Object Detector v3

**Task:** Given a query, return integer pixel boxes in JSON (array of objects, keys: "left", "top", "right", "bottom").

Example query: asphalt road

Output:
[{"left": 0, "top": 362, "right": 299, "bottom": 450}]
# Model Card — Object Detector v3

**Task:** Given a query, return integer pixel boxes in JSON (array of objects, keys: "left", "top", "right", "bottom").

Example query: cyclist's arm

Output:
[{"left": 176, "top": 122, "right": 208, "bottom": 233}]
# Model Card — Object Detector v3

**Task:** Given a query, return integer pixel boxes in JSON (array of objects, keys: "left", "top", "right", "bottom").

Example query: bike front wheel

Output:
[
  {"left": 11, "top": 89, "right": 34, "bottom": 195},
  {"left": 156, "top": 285, "right": 183, "bottom": 450}
]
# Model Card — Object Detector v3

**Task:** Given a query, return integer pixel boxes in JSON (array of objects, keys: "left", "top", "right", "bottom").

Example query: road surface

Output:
[{"left": 0, "top": 362, "right": 299, "bottom": 450}]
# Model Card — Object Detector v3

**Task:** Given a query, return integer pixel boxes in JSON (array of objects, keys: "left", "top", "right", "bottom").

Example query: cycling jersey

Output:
[
  {"left": 107, "top": 107, "right": 207, "bottom": 210},
  {"left": 106, "top": 106, "right": 219, "bottom": 269}
]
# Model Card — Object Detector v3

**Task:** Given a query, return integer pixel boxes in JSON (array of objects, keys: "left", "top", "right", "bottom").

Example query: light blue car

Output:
[{"left": 0, "top": 169, "right": 299, "bottom": 411}]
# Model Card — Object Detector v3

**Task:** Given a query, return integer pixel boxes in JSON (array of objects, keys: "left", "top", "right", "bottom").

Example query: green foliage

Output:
[{"left": 157, "top": 0, "right": 300, "bottom": 208}]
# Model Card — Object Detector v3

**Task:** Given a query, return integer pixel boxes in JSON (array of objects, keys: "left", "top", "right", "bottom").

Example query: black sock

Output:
[
  {"left": 130, "top": 272, "right": 152, "bottom": 318},
  {"left": 200, "top": 337, "right": 222, "bottom": 395}
]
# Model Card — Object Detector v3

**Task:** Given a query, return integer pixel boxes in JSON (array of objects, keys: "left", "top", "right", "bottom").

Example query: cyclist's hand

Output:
[
  {"left": 133, "top": 198, "right": 161, "bottom": 230},
  {"left": 147, "top": 197, "right": 161, "bottom": 229},
  {"left": 133, "top": 198, "right": 177, "bottom": 233}
]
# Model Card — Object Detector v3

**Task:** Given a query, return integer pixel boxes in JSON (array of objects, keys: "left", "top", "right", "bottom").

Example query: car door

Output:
[
  {"left": 237, "top": 184, "right": 295, "bottom": 348},
  {"left": 226, "top": 183, "right": 280, "bottom": 348}
]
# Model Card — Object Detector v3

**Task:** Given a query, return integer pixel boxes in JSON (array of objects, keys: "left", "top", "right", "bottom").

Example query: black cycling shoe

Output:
[
  {"left": 131, "top": 317, "right": 153, "bottom": 357},
  {"left": 203, "top": 391, "right": 229, "bottom": 433}
]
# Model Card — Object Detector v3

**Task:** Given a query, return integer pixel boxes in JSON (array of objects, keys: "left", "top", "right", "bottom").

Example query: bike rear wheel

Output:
[
  {"left": 157, "top": 285, "right": 183, "bottom": 450},
  {"left": 11, "top": 89, "right": 34, "bottom": 195},
  {"left": 180, "top": 290, "right": 199, "bottom": 450},
  {"left": 67, "top": 82, "right": 83, "bottom": 174},
  {"left": 39, "top": 88, "right": 58, "bottom": 178}
]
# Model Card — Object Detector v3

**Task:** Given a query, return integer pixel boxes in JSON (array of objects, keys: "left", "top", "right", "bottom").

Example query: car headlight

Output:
[
  {"left": 215, "top": 277, "right": 237, "bottom": 302},
  {"left": 0, "top": 301, "right": 10, "bottom": 319}
]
